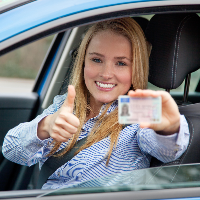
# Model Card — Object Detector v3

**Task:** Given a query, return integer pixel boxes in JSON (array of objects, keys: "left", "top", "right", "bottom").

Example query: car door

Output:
[{"left": 0, "top": 0, "right": 106, "bottom": 191}]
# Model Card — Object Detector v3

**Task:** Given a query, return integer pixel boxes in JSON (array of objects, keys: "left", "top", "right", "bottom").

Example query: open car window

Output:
[
  {"left": 1, "top": 1, "right": 200, "bottom": 199},
  {"left": 0, "top": 35, "right": 54, "bottom": 93},
  {"left": 41, "top": 163, "right": 200, "bottom": 197}
]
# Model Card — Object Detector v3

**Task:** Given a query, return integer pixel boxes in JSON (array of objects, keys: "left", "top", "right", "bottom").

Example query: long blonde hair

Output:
[{"left": 50, "top": 17, "right": 149, "bottom": 164}]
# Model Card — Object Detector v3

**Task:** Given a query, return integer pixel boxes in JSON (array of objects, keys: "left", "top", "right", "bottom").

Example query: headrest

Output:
[
  {"left": 146, "top": 13, "right": 200, "bottom": 89},
  {"left": 132, "top": 17, "right": 149, "bottom": 32}
]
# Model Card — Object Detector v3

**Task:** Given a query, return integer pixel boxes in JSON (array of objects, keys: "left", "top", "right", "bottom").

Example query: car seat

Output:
[
  {"left": 145, "top": 13, "right": 200, "bottom": 167},
  {"left": 132, "top": 17, "right": 149, "bottom": 32}
]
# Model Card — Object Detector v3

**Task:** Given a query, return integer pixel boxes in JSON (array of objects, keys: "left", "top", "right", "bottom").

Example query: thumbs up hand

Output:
[{"left": 37, "top": 85, "right": 80, "bottom": 142}]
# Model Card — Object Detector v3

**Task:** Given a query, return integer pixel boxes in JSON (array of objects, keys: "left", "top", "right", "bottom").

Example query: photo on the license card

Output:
[{"left": 118, "top": 95, "right": 162, "bottom": 124}]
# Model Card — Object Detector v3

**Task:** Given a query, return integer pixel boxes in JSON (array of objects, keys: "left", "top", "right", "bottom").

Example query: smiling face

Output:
[{"left": 84, "top": 30, "right": 132, "bottom": 108}]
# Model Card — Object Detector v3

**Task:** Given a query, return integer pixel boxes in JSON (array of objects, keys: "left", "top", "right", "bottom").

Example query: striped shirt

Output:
[{"left": 2, "top": 94, "right": 190, "bottom": 189}]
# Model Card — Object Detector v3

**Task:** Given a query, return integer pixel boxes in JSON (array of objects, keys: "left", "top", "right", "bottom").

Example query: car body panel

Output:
[
  {"left": 1, "top": 0, "right": 200, "bottom": 56},
  {"left": 1, "top": 0, "right": 200, "bottom": 198},
  {"left": 0, "top": 0, "right": 197, "bottom": 44},
  {"left": 0, "top": 0, "right": 150, "bottom": 42},
  {"left": 0, "top": 0, "right": 35, "bottom": 14}
]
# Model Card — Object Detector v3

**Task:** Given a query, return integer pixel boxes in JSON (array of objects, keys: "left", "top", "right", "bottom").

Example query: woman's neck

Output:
[{"left": 86, "top": 97, "right": 103, "bottom": 121}]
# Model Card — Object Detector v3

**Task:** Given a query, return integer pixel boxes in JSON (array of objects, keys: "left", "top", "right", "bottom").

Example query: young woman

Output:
[{"left": 2, "top": 18, "right": 189, "bottom": 189}]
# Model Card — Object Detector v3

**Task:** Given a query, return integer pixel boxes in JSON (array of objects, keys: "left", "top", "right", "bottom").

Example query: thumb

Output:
[
  {"left": 63, "top": 85, "right": 76, "bottom": 113},
  {"left": 139, "top": 122, "right": 151, "bottom": 129}
]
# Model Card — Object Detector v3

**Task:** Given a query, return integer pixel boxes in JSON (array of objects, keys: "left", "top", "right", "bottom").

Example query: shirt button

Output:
[
  {"left": 174, "top": 148, "right": 179, "bottom": 152},
  {"left": 57, "top": 171, "right": 60, "bottom": 177}
]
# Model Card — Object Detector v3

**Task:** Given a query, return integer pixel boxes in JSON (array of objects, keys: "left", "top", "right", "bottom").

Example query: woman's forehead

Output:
[{"left": 87, "top": 30, "right": 132, "bottom": 55}]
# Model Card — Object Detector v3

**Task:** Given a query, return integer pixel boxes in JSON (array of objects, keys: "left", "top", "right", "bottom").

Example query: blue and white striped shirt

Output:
[{"left": 2, "top": 94, "right": 190, "bottom": 189}]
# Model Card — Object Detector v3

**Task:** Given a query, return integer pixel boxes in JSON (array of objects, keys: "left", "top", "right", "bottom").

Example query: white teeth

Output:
[{"left": 96, "top": 81, "right": 115, "bottom": 88}]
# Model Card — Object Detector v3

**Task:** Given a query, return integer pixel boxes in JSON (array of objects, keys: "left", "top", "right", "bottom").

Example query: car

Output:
[{"left": 1, "top": 0, "right": 200, "bottom": 199}]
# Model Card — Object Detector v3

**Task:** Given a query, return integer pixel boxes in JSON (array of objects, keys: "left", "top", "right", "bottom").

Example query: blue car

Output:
[{"left": 1, "top": 0, "right": 200, "bottom": 199}]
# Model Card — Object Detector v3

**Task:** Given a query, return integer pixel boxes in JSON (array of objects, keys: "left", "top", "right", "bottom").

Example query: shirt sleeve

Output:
[
  {"left": 137, "top": 115, "right": 190, "bottom": 163},
  {"left": 2, "top": 94, "right": 67, "bottom": 167}
]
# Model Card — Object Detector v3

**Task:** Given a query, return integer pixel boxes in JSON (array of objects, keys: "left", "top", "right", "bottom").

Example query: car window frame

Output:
[
  {"left": 0, "top": 0, "right": 36, "bottom": 14},
  {"left": 1, "top": 2, "right": 200, "bottom": 56}
]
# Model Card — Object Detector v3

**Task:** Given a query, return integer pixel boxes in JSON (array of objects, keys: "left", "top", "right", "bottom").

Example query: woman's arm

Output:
[
  {"left": 2, "top": 94, "right": 67, "bottom": 166},
  {"left": 137, "top": 115, "right": 190, "bottom": 163},
  {"left": 128, "top": 89, "right": 190, "bottom": 162},
  {"left": 3, "top": 85, "right": 80, "bottom": 167}
]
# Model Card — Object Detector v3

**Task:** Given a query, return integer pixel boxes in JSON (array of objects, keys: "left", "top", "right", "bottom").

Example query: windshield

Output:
[
  {"left": 0, "top": 0, "right": 19, "bottom": 8},
  {"left": 40, "top": 164, "right": 200, "bottom": 197},
  {"left": 0, "top": 0, "right": 32, "bottom": 14}
]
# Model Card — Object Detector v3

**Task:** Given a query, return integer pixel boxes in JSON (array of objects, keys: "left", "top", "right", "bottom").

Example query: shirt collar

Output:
[{"left": 82, "top": 99, "right": 118, "bottom": 132}]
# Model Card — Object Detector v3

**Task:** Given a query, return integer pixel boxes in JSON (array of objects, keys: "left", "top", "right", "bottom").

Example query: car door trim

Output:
[
  {"left": 1, "top": 1, "right": 200, "bottom": 55},
  {"left": 0, "top": 0, "right": 36, "bottom": 14}
]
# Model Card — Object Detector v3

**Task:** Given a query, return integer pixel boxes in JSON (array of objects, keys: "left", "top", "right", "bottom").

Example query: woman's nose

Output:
[{"left": 99, "top": 63, "right": 113, "bottom": 79}]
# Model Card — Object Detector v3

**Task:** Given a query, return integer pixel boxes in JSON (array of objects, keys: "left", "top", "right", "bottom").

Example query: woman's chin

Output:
[{"left": 99, "top": 98, "right": 116, "bottom": 104}]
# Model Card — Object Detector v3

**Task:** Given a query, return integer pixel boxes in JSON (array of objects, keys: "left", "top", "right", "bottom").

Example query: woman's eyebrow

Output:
[
  {"left": 88, "top": 53, "right": 132, "bottom": 61},
  {"left": 115, "top": 56, "right": 132, "bottom": 61},
  {"left": 89, "top": 52, "right": 104, "bottom": 57}
]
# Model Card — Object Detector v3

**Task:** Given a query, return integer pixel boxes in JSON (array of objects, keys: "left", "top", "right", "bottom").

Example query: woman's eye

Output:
[
  {"left": 92, "top": 58, "right": 102, "bottom": 63},
  {"left": 117, "top": 61, "right": 126, "bottom": 66}
]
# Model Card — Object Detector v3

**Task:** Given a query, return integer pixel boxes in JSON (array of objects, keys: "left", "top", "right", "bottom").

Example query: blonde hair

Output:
[{"left": 49, "top": 17, "right": 149, "bottom": 164}]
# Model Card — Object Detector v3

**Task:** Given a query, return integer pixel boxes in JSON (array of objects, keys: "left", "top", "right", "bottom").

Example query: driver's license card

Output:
[{"left": 118, "top": 95, "right": 161, "bottom": 124}]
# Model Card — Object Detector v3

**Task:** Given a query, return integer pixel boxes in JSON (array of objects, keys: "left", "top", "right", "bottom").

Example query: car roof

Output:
[
  {"left": 0, "top": 0, "right": 35, "bottom": 13},
  {"left": 0, "top": 0, "right": 200, "bottom": 55},
  {"left": 0, "top": 0, "right": 152, "bottom": 42}
]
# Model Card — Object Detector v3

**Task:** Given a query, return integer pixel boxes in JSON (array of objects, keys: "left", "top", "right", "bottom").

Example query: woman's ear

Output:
[
  {"left": 126, "top": 85, "right": 134, "bottom": 95},
  {"left": 129, "top": 84, "right": 135, "bottom": 91}
]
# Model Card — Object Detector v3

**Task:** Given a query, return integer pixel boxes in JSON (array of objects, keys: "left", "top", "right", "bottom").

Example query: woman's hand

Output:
[
  {"left": 37, "top": 85, "right": 80, "bottom": 142},
  {"left": 128, "top": 89, "right": 180, "bottom": 135}
]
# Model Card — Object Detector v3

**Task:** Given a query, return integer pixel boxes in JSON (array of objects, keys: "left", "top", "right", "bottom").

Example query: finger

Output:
[
  {"left": 61, "top": 123, "right": 78, "bottom": 134},
  {"left": 51, "top": 133, "right": 70, "bottom": 142},
  {"left": 139, "top": 122, "right": 160, "bottom": 131},
  {"left": 58, "top": 112, "right": 80, "bottom": 127},
  {"left": 63, "top": 85, "right": 76, "bottom": 113},
  {"left": 57, "top": 128, "right": 74, "bottom": 139},
  {"left": 155, "top": 91, "right": 173, "bottom": 104},
  {"left": 139, "top": 122, "right": 151, "bottom": 129},
  {"left": 54, "top": 117, "right": 78, "bottom": 134},
  {"left": 51, "top": 126, "right": 73, "bottom": 142}
]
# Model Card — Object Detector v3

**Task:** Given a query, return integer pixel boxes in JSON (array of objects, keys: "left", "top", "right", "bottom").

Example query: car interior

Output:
[
  {"left": 1, "top": 10, "right": 200, "bottom": 193},
  {"left": 147, "top": 13, "right": 200, "bottom": 167}
]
